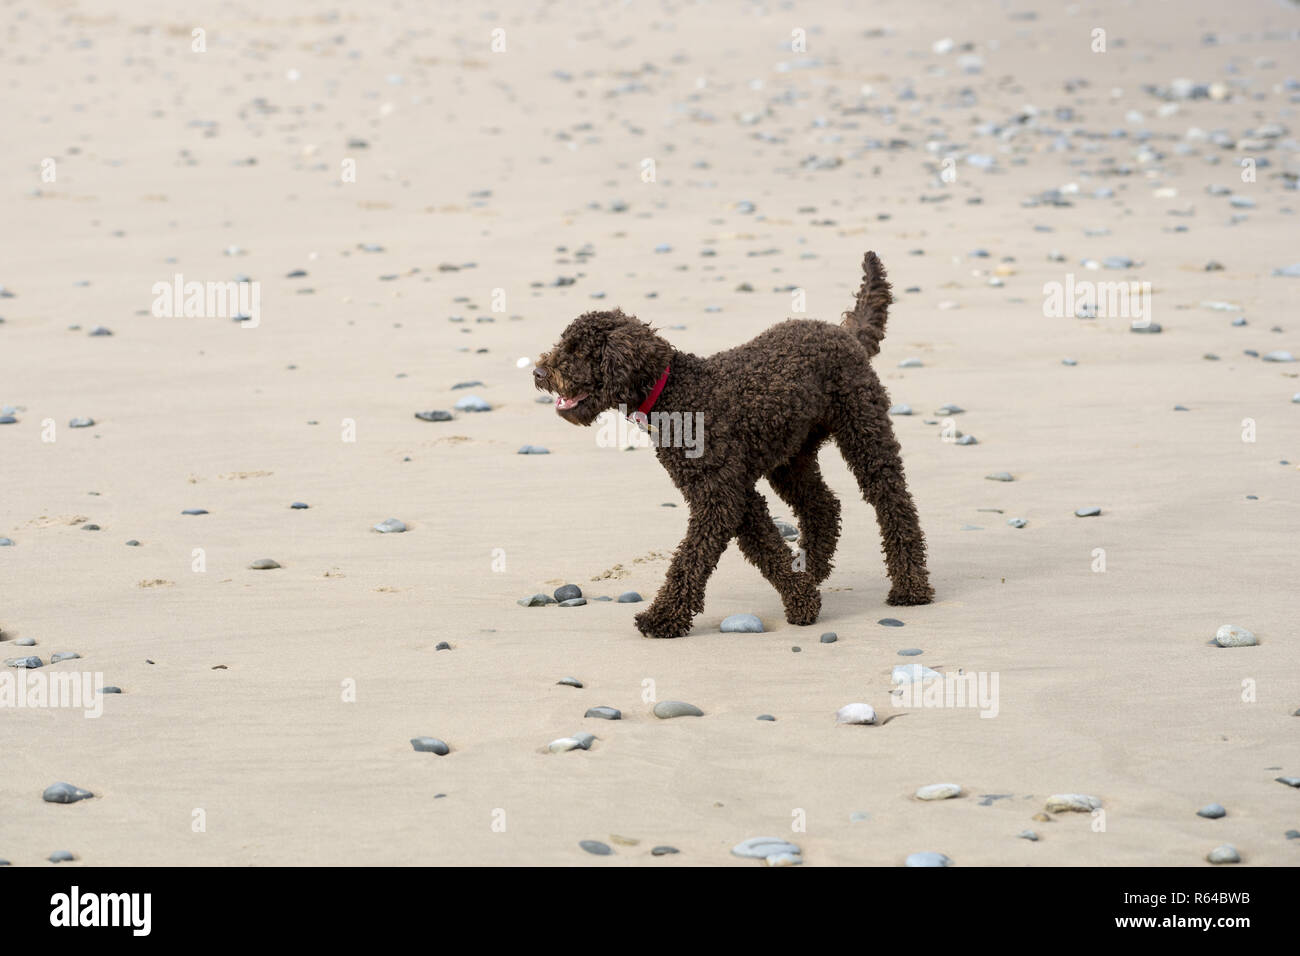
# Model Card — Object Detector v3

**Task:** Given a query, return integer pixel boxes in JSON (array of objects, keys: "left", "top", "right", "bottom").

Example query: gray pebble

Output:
[
  {"left": 651, "top": 846, "right": 679, "bottom": 856},
  {"left": 878, "top": 618, "right": 904, "bottom": 627},
  {"left": 435, "top": 642, "right": 451, "bottom": 650},
  {"left": 410, "top": 737, "right": 450, "bottom": 755},
  {"left": 653, "top": 700, "right": 703, "bottom": 719},
  {"left": 290, "top": 502, "right": 309, "bottom": 509},
  {"left": 553, "top": 584, "right": 582, "bottom": 602},
  {"left": 773, "top": 519, "right": 799, "bottom": 541},
  {"left": 518, "top": 593, "right": 555, "bottom": 607},
  {"left": 720, "top": 613, "right": 763, "bottom": 633},
  {"left": 557, "top": 677, "right": 584, "bottom": 688},
  {"left": 5, "top": 656, "right": 43, "bottom": 668},
  {"left": 757, "top": 714, "right": 776, "bottom": 721},
  {"left": 48, "top": 850, "right": 76, "bottom": 863},
  {"left": 584, "top": 706, "right": 622, "bottom": 720},
  {"left": 373, "top": 518, "right": 407, "bottom": 533},
  {"left": 897, "top": 648, "right": 924, "bottom": 656},
  {"left": 102, "top": 687, "right": 122, "bottom": 694},
  {"left": 68, "top": 417, "right": 94, "bottom": 428},
  {"left": 820, "top": 632, "right": 837, "bottom": 643},
  {"left": 1062, "top": 358, "right": 1078, "bottom": 366},
  {"left": 986, "top": 472, "right": 1014, "bottom": 482},
  {"left": 124, "top": 539, "right": 139, "bottom": 546},
  {"left": 915, "top": 782, "right": 962, "bottom": 801},
  {"left": 617, "top": 591, "right": 642, "bottom": 603},
  {"left": 453, "top": 395, "right": 491, "bottom": 412},
  {"left": 50, "top": 652, "right": 80, "bottom": 663},
  {"left": 248, "top": 559, "right": 280, "bottom": 570},
  {"left": 889, "top": 403, "right": 913, "bottom": 416},
  {"left": 1197, "top": 803, "right": 1227, "bottom": 819},
  {"left": 1075, "top": 506, "right": 1101, "bottom": 517},
  {"left": 43, "top": 782, "right": 94, "bottom": 804},
  {"left": 1276, "top": 777, "right": 1300, "bottom": 788},
  {"left": 1017, "top": 830, "right": 1039, "bottom": 842},
  {"left": 0, "top": 537, "right": 13, "bottom": 546},
  {"left": 954, "top": 435, "right": 978, "bottom": 445},
  {"left": 731, "top": 836, "right": 800, "bottom": 860},
  {"left": 1008, "top": 517, "right": 1027, "bottom": 528},
  {"left": 1262, "top": 350, "right": 1295, "bottom": 363},
  {"left": 905, "top": 852, "right": 952, "bottom": 867},
  {"left": 13, "top": 638, "right": 36, "bottom": 646},
  {"left": 579, "top": 840, "right": 613, "bottom": 856},
  {"left": 517, "top": 445, "right": 550, "bottom": 454},
  {"left": 558, "top": 598, "right": 587, "bottom": 607},
  {"left": 415, "top": 410, "right": 453, "bottom": 422},
  {"left": 1214, "top": 625, "right": 1257, "bottom": 648},
  {"left": 1206, "top": 844, "right": 1240, "bottom": 864},
  {"left": 181, "top": 508, "right": 208, "bottom": 516},
  {"left": 898, "top": 358, "right": 923, "bottom": 368}
]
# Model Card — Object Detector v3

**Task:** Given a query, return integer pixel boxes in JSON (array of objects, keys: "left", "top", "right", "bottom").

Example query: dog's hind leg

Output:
[
  {"left": 831, "top": 398, "right": 933, "bottom": 606},
  {"left": 767, "top": 436, "right": 840, "bottom": 585},
  {"left": 735, "top": 487, "right": 821, "bottom": 626}
]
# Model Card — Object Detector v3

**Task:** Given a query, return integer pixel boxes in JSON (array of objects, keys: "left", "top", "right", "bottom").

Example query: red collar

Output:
[{"left": 628, "top": 366, "right": 670, "bottom": 423}]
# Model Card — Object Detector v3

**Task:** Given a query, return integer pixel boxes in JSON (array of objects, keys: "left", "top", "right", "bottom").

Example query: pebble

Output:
[
  {"left": 579, "top": 840, "right": 613, "bottom": 856},
  {"left": 50, "top": 652, "right": 80, "bottom": 663},
  {"left": 48, "top": 851, "right": 76, "bottom": 863},
  {"left": 248, "top": 559, "right": 280, "bottom": 570},
  {"left": 518, "top": 593, "right": 555, "bottom": 607},
  {"left": 720, "top": 613, "right": 763, "bottom": 633},
  {"left": 548, "top": 734, "right": 595, "bottom": 752},
  {"left": 13, "top": 638, "right": 36, "bottom": 646},
  {"left": 904, "top": 852, "right": 952, "bottom": 867},
  {"left": 1262, "top": 350, "right": 1295, "bottom": 363},
  {"left": 1008, "top": 517, "right": 1027, "bottom": 528},
  {"left": 1214, "top": 625, "right": 1257, "bottom": 648},
  {"left": 1017, "top": 830, "right": 1039, "bottom": 841},
  {"left": 1045, "top": 793, "right": 1102, "bottom": 813},
  {"left": 898, "top": 358, "right": 923, "bottom": 368},
  {"left": 557, "top": 677, "right": 583, "bottom": 688},
  {"left": 985, "top": 472, "right": 1014, "bottom": 482},
  {"left": 373, "top": 518, "right": 407, "bottom": 533},
  {"left": 897, "top": 648, "right": 923, "bottom": 656},
  {"left": 181, "top": 508, "right": 208, "bottom": 516},
  {"left": 915, "top": 783, "right": 962, "bottom": 800},
  {"left": 454, "top": 395, "right": 491, "bottom": 412},
  {"left": 43, "top": 782, "right": 94, "bottom": 804},
  {"left": 878, "top": 618, "right": 904, "bottom": 627},
  {"left": 819, "top": 632, "right": 837, "bottom": 643},
  {"left": 651, "top": 846, "right": 679, "bottom": 856},
  {"left": 1074, "top": 506, "right": 1101, "bottom": 517},
  {"left": 290, "top": 502, "right": 309, "bottom": 509},
  {"left": 5, "top": 656, "right": 43, "bottom": 668},
  {"left": 410, "top": 737, "right": 450, "bottom": 755},
  {"left": 653, "top": 700, "right": 703, "bottom": 719},
  {"left": 889, "top": 403, "right": 913, "bottom": 415},
  {"left": 1276, "top": 776, "right": 1300, "bottom": 788},
  {"left": 773, "top": 519, "right": 799, "bottom": 541},
  {"left": 617, "top": 591, "right": 642, "bottom": 603},
  {"left": 414, "top": 410, "right": 453, "bottom": 422},
  {"left": 0, "top": 537, "right": 13, "bottom": 546},
  {"left": 584, "top": 706, "right": 621, "bottom": 720},
  {"left": 68, "top": 417, "right": 94, "bottom": 428},
  {"left": 517, "top": 445, "right": 549, "bottom": 454},
  {"left": 1206, "top": 845, "right": 1240, "bottom": 864},
  {"left": 757, "top": 714, "right": 776, "bottom": 721},
  {"left": 558, "top": 598, "right": 587, "bottom": 607},
  {"left": 553, "top": 584, "right": 582, "bottom": 602},
  {"left": 835, "top": 703, "right": 877, "bottom": 725},
  {"left": 731, "top": 837, "right": 801, "bottom": 861},
  {"left": 892, "top": 663, "right": 941, "bottom": 685},
  {"left": 1197, "top": 803, "right": 1227, "bottom": 819}
]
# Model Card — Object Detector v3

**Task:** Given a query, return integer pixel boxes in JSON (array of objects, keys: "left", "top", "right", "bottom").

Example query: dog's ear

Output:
[{"left": 601, "top": 324, "right": 638, "bottom": 399}]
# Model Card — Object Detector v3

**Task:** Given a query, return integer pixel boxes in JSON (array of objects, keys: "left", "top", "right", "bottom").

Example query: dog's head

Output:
[{"left": 533, "top": 309, "right": 673, "bottom": 426}]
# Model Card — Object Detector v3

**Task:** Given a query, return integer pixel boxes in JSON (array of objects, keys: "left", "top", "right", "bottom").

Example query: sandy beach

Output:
[{"left": 2, "top": 0, "right": 1297, "bottom": 867}]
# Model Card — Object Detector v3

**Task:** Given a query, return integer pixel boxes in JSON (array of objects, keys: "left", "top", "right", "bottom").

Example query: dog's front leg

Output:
[{"left": 635, "top": 495, "right": 742, "bottom": 639}]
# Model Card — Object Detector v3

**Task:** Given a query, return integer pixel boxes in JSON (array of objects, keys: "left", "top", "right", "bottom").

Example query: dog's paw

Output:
[
  {"left": 635, "top": 606, "right": 692, "bottom": 639},
  {"left": 886, "top": 582, "right": 934, "bottom": 606},
  {"left": 782, "top": 583, "right": 821, "bottom": 626}
]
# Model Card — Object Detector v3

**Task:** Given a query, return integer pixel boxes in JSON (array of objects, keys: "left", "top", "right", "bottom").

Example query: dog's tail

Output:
[{"left": 841, "top": 250, "right": 892, "bottom": 358}]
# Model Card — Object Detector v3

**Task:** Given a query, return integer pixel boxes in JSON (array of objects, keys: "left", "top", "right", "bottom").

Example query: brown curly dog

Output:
[{"left": 533, "top": 251, "right": 933, "bottom": 639}]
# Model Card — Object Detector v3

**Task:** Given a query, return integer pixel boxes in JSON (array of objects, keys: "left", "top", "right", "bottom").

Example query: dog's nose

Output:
[{"left": 533, "top": 367, "right": 549, "bottom": 383}]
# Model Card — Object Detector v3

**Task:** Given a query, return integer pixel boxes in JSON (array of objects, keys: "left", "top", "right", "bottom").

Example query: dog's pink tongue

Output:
[{"left": 555, "top": 395, "right": 584, "bottom": 410}]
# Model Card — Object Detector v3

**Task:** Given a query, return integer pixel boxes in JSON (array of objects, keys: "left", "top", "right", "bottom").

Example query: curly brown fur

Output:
[{"left": 533, "top": 250, "right": 933, "bottom": 639}]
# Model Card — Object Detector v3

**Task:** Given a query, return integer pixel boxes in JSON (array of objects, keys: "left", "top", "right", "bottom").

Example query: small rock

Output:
[
  {"left": 1008, "top": 517, "right": 1027, "bottom": 528},
  {"left": 820, "top": 632, "right": 837, "bottom": 643},
  {"left": 905, "top": 852, "right": 952, "bottom": 867},
  {"left": 1197, "top": 803, "right": 1227, "bottom": 819},
  {"left": 731, "top": 836, "right": 801, "bottom": 861},
  {"left": 557, "top": 677, "right": 584, "bottom": 688},
  {"left": 1214, "top": 625, "right": 1257, "bottom": 648},
  {"left": 579, "top": 840, "right": 613, "bottom": 856},
  {"left": 915, "top": 783, "right": 962, "bottom": 801},
  {"left": 43, "top": 782, "right": 94, "bottom": 804},
  {"left": 558, "top": 598, "right": 587, "bottom": 607},
  {"left": 415, "top": 410, "right": 453, "bottom": 422},
  {"left": 5, "top": 656, "right": 42, "bottom": 668},
  {"left": 584, "top": 706, "right": 622, "bottom": 720},
  {"left": 248, "top": 559, "right": 280, "bottom": 570},
  {"left": 757, "top": 714, "right": 776, "bottom": 721},
  {"left": 48, "top": 851, "right": 76, "bottom": 863},
  {"left": 454, "top": 395, "right": 491, "bottom": 412},
  {"left": 878, "top": 618, "right": 904, "bottom": 627},
  {"left": 986, "top": 472, "right": 1014, "bottom": 482},
  {"left": 653, "top": 700, "right": 703, "bottom": 719},
  {"left": 518, "top": 593, "right": 555, "bottom": 607},
  {"left": 835, "top": 703, "right": 877, "bottom": 725},
  {"left": 1017, "top": 830, "right": 1039, "bottom": 841},
  {"left": 897, "top": 648, "right": 924, "bottom": 656},
  {"left": 617, "top": 591, "right": 642, "bottom": 603},
  {"left": 651, "top": 846, "right": 679, "bottom": 856},
  {"left": 1206, "top": 845, "right": 1240, "bottom": 864},
  {"left": 554, "top": 584, "right": 582, "bottom": 602},
  {"left": 410, "top": 737, "right": 450, "bottom": 755},
  {"left": 1262, "top": 350, "right": 1295, "bottom": 363},
  {"left": 68, "top": 417, "right": 94, "bottom": 428},
  {"left": 373, "top": 518, "right": 407, "bottom": 533},
  {"left": 1074, "top": 506, "right": 1101, "bottom": 517},
  {"left": 181, "top": 508, "right": 208, "bottom": 516},
  {"left": 517, "top": 445, "right": 550, "bottom": 454},
  {"left": 720, "top": 613, "right": 763, "bottom": 633},
  {"left": 1045, "top": 793, "right": 1102, "bottom": 813},
  {"left": 50, "top": 652, "right": 80, "bottom": 663},
  {"left": 889, "top": 404, "right": 913, "bottom": 416}
]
